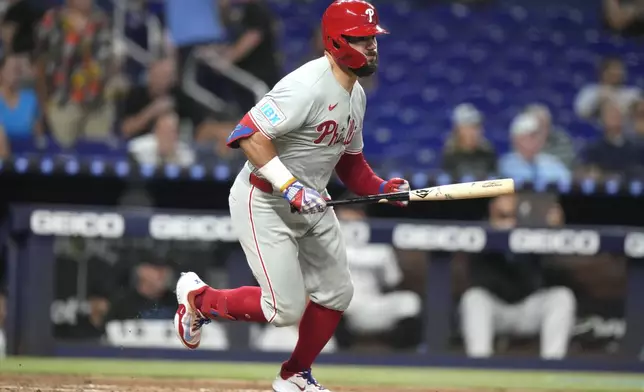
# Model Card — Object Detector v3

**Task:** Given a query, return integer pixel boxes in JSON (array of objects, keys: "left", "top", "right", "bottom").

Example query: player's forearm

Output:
[
  {"left": 239, "top": 133, "right": 296, "bottom": 192},
  {"left": 335, "top": 152, "right": 386, "bottom": 196}
]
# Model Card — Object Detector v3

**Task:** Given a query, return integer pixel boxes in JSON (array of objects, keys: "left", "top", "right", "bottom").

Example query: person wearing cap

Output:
[
  {"left": 524, "top": 103, "right": 576, "bottom": 169},
  {"left": 106, "top": 255, "right": 177, "bottom": 321},
  {"left": 498, "top": 112, "right": 571, "bottom": 184},
  {"left": 441, "top": 103, "right": 497, "bottom": 180}
]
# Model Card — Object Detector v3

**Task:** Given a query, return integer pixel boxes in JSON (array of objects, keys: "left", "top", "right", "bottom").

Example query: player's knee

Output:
[
  {"left": 337, "top": 282, "right": 354, "bottom": 311},
  {"left": 269, "top": 297, "right": 307, "bottom": 327},
  {"left": 321, "top": 282, "right": 354, "bottom": 312}
]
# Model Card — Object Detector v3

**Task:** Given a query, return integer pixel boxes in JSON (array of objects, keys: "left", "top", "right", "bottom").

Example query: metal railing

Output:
[
  {"left": 109, "top": 0, "right": 269, "bottom": 114},
  {"left": 195, "top": 46, "right": 270, "bottom": 105}
]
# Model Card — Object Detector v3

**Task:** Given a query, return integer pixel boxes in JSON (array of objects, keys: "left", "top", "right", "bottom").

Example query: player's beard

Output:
[{"left": 351, "top": 52, "right": 378, "bottom": 78}]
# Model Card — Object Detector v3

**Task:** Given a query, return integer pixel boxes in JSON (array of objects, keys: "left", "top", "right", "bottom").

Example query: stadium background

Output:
[{"left": 1, "top": 0, "right": 644, "bottom": 391}]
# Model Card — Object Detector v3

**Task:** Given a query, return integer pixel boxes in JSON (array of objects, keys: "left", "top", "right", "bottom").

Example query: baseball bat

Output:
[{"left": 326, "top": 178, "right": 515, "bottom": 207}]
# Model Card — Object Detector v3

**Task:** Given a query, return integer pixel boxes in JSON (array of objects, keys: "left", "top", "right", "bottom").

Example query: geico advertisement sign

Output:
[
  {"left": 30, "top": 210, "right": 125, "bottom": 238},
  {"left": 392, "top": 224, "right": 487, "bottom": 251},
  {"left": 624, "top": 232, "right": 644, "bottom": 258},
  {"left": 509, "top": 229, "right": 600, "bottom": 255},
  {"left": 149, "top": 215, "right": 236, "bottom": 241}
]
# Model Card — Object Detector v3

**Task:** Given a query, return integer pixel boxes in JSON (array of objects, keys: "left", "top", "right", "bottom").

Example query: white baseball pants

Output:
[{"left": 459, "top": 286, "right": 576, "bottom": 359}]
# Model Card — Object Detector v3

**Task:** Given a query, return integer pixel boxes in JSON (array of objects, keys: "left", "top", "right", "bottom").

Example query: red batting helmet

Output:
[{"left": 321, "top": 0, "right": 389, "bottom": 70}]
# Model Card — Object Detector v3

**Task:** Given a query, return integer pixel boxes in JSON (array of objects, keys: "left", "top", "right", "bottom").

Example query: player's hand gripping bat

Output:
[{"left": 326, "top": 178, "right": 515, "bottom": 207}]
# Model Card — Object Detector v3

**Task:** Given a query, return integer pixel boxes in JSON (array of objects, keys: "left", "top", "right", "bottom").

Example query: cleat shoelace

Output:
[
  {"left": 192, "top": 311, "right": 211, "bottom": 331},
  {"left": 300, "top": 370, "right": 325, "bottom": 389}
]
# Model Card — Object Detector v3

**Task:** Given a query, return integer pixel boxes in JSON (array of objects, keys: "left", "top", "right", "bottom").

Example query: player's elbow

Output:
[{"left": 238, "top": 131, "right": 271, "bottom": 150}]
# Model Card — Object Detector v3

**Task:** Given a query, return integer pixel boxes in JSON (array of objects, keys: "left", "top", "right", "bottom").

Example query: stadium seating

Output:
[
  {"left": 23, "top": 0, "right": 644, "bottom": 172},
  {"left": 270, "top": 0, "right": 643, "bottom": 170}
]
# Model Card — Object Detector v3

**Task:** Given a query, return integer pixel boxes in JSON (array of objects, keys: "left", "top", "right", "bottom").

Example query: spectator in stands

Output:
[
  {"left": 459, "top": 193, "right": 576, "bottom": 359},
  {"left": 629, "top": 97, "right": 644, "bottom": 144},
  {"left": 603, "top": 0, "right": 644, "bottom": 37},
  {"left": 574, "top": 57, "right": 641, "bottom": 121},
  {"left": 120, "top": 58, "right": 177, "bottom": 140},
  {"left": 219, "top": 0, "right": 282, "bottom": 113},
  {"left": 441, "top": 103, "right": 497, "bottom": 179},
  {"left": 128, "top": 112, "right": 196, "bottom": 167},
  {"left": 579, "top": 99, "right": 644, "bottom": 178},
  {"left": 194, "top": 119, "right": 246, "bottom": 168},
  {"left": 164, "top": 0, "right": 227, "bottom": 88},
  {"left": 499, "top": 112, "right": 571, "bottom": 184},
  {"left": 0, "top": 55, "right": 43, "bottom": 148},
  {"left": 524, "top": 104, "right": 575, "bottom": 169},
  {"left": 35, "top": 0, "right": 117, "bottom": 148},
  {"left": 1, "top": 0, "right": 43, "bottom": 57},
  {"left": 120, "top": 58, "right": 235, "bottom": 143},
  {"left": 0, "top": 245, "right": 5, "bottom": 358},
  {"left": 0, "top": 128, "right": 8, "bottom": 158},
  {"left": 336, "top": 204, "right": 423, "bottom": 350},
  {"left": 106, "top": 257, "right": 176, "bottom": 321}
]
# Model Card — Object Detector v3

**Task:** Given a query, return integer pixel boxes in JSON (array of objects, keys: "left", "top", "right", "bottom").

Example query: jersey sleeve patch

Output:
[{"left": 258, "top": 99, "right": 286, "bottom": 127}]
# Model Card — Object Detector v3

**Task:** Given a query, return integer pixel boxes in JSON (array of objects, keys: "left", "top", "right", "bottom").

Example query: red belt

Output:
[{"left": 249, "top": 173, "right": 275, "bottom": 194}]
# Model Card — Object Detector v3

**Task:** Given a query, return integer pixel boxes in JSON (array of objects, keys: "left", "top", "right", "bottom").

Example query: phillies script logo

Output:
[{"left": 314, "top": 119, "right": 356, "bottom": 146}]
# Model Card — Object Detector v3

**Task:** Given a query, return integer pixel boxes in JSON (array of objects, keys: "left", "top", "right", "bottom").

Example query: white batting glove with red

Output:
[
  {"left": 382, "top": 178, "right": 410, "bottom": 207},
  {"left": 283, "top": 180, "right": 328, "bottom": 214}
]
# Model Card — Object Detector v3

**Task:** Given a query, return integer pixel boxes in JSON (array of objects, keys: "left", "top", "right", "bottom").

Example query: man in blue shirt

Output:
[
  {"left": 165, "top": 0, "right": 227, "bottom": 49},
  {"left": 498, "top": 112, "right": 572, "bottom": 184}
]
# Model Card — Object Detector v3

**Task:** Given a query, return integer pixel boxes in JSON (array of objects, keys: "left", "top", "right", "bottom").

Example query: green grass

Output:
[{"left": 1, "top": 357, "right": 644, "bottom": 391}]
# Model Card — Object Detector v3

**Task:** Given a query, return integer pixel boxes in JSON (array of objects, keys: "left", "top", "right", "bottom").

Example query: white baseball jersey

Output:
[
  {"left": 229, "top": 56, "right": 367, "bottom": 192},
  {"left": 226, "top": 56, "right": 368, "bottom": 326}
]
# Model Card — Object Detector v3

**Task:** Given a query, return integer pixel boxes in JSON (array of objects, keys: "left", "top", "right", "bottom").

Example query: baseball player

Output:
[{"left": 174, "top": 1, "right": 409, "bottom": 391}]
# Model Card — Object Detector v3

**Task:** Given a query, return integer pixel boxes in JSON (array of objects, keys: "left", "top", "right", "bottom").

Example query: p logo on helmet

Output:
[
  {"left": 365, "top": 8, "right": 375, "bottom": 23},
  {"left": 321, "top": 0, "right": 389, "bottom": 72}
]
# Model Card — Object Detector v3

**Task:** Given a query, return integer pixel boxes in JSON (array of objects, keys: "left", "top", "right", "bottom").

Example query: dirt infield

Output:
[{"left": 0, "top": 373, "right": 542, "bottom": 392}]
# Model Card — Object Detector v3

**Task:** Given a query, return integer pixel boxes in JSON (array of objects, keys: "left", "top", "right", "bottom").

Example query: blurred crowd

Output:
[
  {"left": 443, "top": 55, "right": 644, "bottom": 184},
  {"left": 0, "top": 0, "right": 286, "bottom": 169},
  {"left": 0, "top": 0, "right": 641, "bottom": 181}
]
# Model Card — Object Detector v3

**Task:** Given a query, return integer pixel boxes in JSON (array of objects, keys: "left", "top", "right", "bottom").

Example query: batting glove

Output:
[
  {"left": 382, "top": 178, "right": 410, "bottom": 207},
  {"left": 283, "top": 180, "right": 328, "bottom": 214}
]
